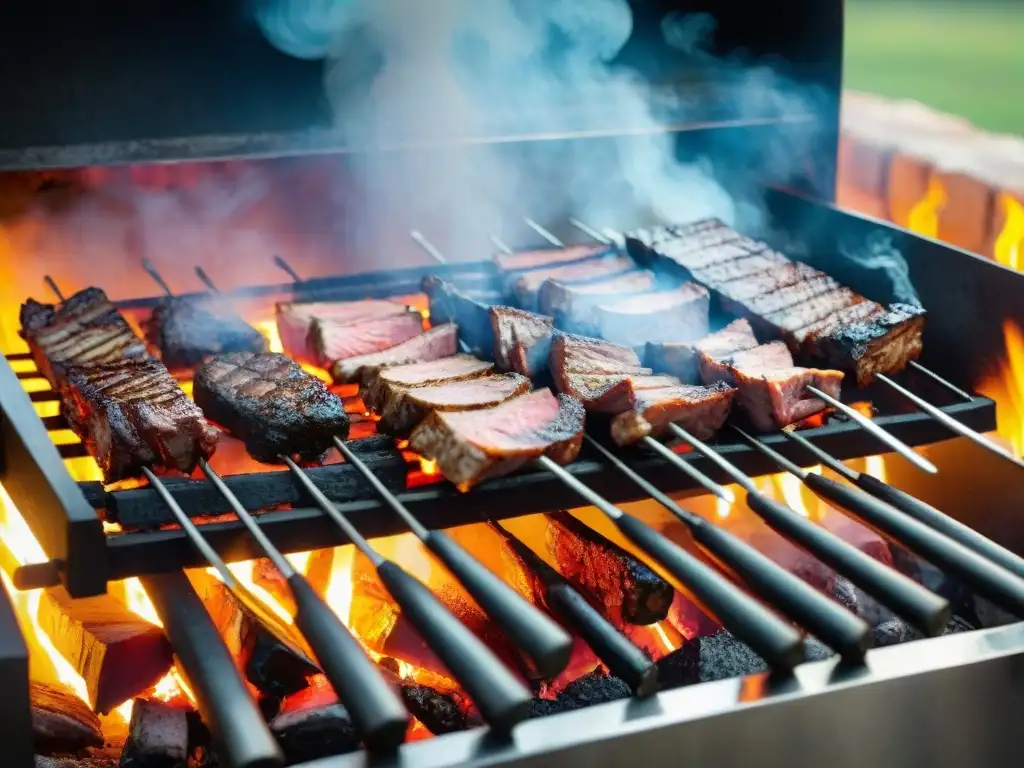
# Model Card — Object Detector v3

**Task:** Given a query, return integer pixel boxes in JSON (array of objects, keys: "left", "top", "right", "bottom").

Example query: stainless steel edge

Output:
[{"left": 302, "top": 622, "right": 1024, "bottom": 767}]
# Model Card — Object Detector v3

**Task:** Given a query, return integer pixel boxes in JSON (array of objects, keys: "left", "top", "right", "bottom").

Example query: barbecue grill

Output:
[{"left": 2, "top": 1, "right": 1024, "bottom": 767}]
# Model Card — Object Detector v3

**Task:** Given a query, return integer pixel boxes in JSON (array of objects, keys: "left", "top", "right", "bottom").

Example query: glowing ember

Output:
[
  {"left": 714, "top": 495, "right": 732, "bottom": 520},
  {"left": 907, "top": 176, "right": 946, "bottom": 238},
  {"left": 419, "top": 457, "right": 439, "bottom": 476},
  {"left": 994, "top": 194, "right": 1024, "bottom": 272}
]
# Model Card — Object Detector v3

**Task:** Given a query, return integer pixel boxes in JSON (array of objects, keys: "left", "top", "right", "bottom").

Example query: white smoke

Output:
[{"left": 840, "top": 231, "right": 922, "bottom": 306}]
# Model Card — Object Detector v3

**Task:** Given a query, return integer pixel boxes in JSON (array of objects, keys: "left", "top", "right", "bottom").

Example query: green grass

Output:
[{"left": 844, "top": 0, "right": 1024, "bottom": 134}]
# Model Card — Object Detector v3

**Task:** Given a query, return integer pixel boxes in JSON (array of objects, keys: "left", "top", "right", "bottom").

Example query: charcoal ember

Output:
[
  {"left": 832, "top": 577, "right": 889, "bottom": 627},
  {"left": 400, "top": 684, "right": 473, "bottom": 735},
  {"left": 973, "top": 596, "right": 1017, "bottom": 629},
  {"left": 270, "top": 677, "right": 359, "bottom": 766},
  {"left": 802, "top": 636, "right": 834, "bottom": 662},
  {"left": 653, "top": 642, "right": 699, "bottom": 689},
  {"left": 941, "top": 616, "right": 977, "bottom": 635},
  {"left": 528, "top": 670, "right": 630, "bottom": 718},
  {"left": 872, "top": 618, "right": 912, "bottom": 648},
  {"left": 30, "top": 681, "right": 104, "bottom": 753},
  {"left": 696, "top": 631, "right": 768, "bottom": 683},
  {"left": 118, "top": 698, "right": 188, "bottom": 768},
  {"left": 34, "top": 757, "right": 117, "bottom": 768}
]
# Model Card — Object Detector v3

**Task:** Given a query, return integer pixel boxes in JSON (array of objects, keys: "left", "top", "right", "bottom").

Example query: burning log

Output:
[
  {"left": 189, "top": 572, "right": 318, "bottom": 698},
  {"left": 252, "top": 548, "right": 335, "bottom": 616},
  {"left": 269, "top": 675, "right": 359, "bottom": 766},
  {"left": 546, "top": 512, "right": 673, "bottom": 626},
  {"left": 118, "top": 698, "right": 188, "bottom": 768},
  {"left": 30, "top": 681, "right": 103, "bottom": 753},
  {"left": 35, "top": 588, "right": 173, "bottom": 714},
  {"left": 528, "top": 669, "right": 631, "bottom": 718}
]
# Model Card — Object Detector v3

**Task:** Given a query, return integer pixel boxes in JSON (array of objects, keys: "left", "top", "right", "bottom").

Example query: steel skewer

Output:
[
  {"left": 141, "top": 258, "right": 175, "bottom": 297},
  {"left": 490, "top": 233, "right": 515, "bottom": 255},
  {"left": 194, "top": 266, "right": 221, "bottom": 294},
  {"left": 906, "top": 361, "right": 974, "bottom": 403},
  {"left": 410, "top": 230, "right": 448, "bottom": 264},
  {"left": 174, "top": 461, "right": 412, "bottom": 750},
  {"left": 280, "top": 456, "right": 534, "bottom": 730},
  {"left": 664, "top": 422, "right": 950, "bottom": 634},
  {"left": 781, "top": 428, "right": 1024, "bottom": 582},
  {"left": 332, "top": 436, "right": 573, "bottom": 679},
  {"left": 524, "top": 218, "right": 563, "bottom": 246},
  {"left": 272, "top": 254, "right": 304, "bottom": 284},
  {"left": 582, "top": 435, "right": 870, "bottom": 660},
  {"left": 43, "top": 275, "right": 66, "bottom": 303}
]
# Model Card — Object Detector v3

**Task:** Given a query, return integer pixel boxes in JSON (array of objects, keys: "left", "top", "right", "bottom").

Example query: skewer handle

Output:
[
  {"left": 287, "top": 573, "right": 410, "bottom": 750},
  {"left": 689, "top": 522, "right": 870, "bottom": 661},
  {"left": 545, "top": 581, "right": 658, "bottom": 696},
  {"left": 423, "top": 530, "right": 572, "bottom": 679},
  {"left": 854, "top": 473, "right": 1024, "bottom": 581},
  {"left": 803, "top": 474, "right": 1024, "bottom": 617},
  {"left": 375, "top": 561, "right": 532, "bottom": 732},
  {"left": 746, "top": 491, "right": 950, "bottom": 634},
  {"left": 612, "top": 513, "right": 806, "bottom": 672}
]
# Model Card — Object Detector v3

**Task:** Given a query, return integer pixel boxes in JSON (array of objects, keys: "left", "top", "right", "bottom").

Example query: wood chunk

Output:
[
  {"left": 35, "top": 589, "right": 173, "bottom": 714},
  {"left": 251, "top": 548, "right": 335, "bottom": 618},
  {"left": 546, "top": 512, "right": 673, "bottom": 626},
  {"left": 118, "top": 698, "right": 188, "bottom": 768},
  {"left": 270, "top": 675, "right": 359, "bottom": 765},
  {"left": 30, "top": 680, "right": 103, "bottom": 752}
]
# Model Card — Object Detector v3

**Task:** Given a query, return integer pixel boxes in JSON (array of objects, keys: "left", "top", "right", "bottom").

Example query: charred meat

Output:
[
  {"left": 20, "top": 287, "right": 148, "bottom": 385},
  {"left": 360, "top": 354, "right": 495, "bottom": 414},
  {"left": 145, "top": 296, "right": 268, "bottom": 371},
  {"left": 276, "top": 299, "right": 415, "bottom": 365},
  {"left": 699, "top": 342, "right": 844, "bottom": 431},
  {"left": 512, "top": 255, "right": 638, "bottom": 311},
  {"left": 409, "top": 390, "right": 585, "bottom": 491},
  {"left": 490, "top": 306, "right": 554, "bottom": 379},
  {"left": 422, "top": 275, "right": 495, "bottom": 359},
  {"left": 62, "top": 357, "right": 218, "bottom": 482},
  {"left": 595, "top": 283, "right": 710, "bottom": 349},
  {"left": 194, "top": 352, "right": 350, "bottom": 463},
  {"left": 610, "top": 382, "right": 736, "bottom": 446},
  {"left": 549, "top": 333, "right": 653, "bottom": 412},
  {"left": 378, "top": 372, "right": 531, "bottom": 435},
  {"left": 645, "top": 318, "right": 758, "bottom": 383},
  {"left": 331, "top": 323, "right": 459, "bottom": 384},
  {"left": 310, "top": 311, "right": 424, "bottom": 368}
]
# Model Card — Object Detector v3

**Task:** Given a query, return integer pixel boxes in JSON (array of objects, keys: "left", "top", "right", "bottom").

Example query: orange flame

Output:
[
  {"left": 994, "top": 193, "right": 1024, "bottom": 272},
  {"left": 907, "top": 176, "right": 947, "bottom": 238}
]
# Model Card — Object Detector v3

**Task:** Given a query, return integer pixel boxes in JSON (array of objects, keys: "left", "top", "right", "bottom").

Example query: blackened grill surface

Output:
[
  {"left": 145, "top": 296, "right": 268, "bottom": 370},
  {"left": 194, "top": 352, "right": 349, "bottom": 463}
]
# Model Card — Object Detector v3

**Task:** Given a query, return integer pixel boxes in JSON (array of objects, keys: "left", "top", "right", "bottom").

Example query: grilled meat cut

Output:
[
  {"left": 145, "top": 296, "right": 268, "bottom": 371},
  {"left": 331, "top": 323, "right": 459, "bottom": 384},
  {"left": 645, "top": 318, "right": 758, "bottom": 383},
  {"left": 360, "top": 354, "right": 495, "bottom": 414},
  {"left": 20, "top": 288, "right": 148, "bottom": 385},
  {"left": 309, "top": 311, "right": 424, "bottom": 368},
  {"left": 378, "top": 372, "right": 531, "bottom": 435},
  {"left": 595, "top": 283, "right": 710, "bottom": 349},
  {"left": 62, "top": 357, "right": 218, "bottom": 482},
  {"left": 194, "top": 352, "right": 350, "bottom": 463},
  {"left": 409, "top": 390, "right": 585, "bottom": 491},
  {"left": 490, "top": 306, "right": 554, "bottom": 379},
  {"left": 494, "top": 243, "right": 609, "bottom": 278},
  {"left": 422, "top": 276, "right": 495, "bottom": 359},
  {"left": 276, "top": 299, "right": 414, "bottom": 365},
  {"left": 549, "top": 333, "right": 653, "bottom": 412},
  {"left": 512, "top": 255, "right": 638, "bottom": 311},
  {"left": 610, "top": 382, "right": 736, "bottom": 446},
  {"left": 626, "top": 221, "right": 926, "bottom": 386},
  {"left": 537, "top": 270, "right": 657, "bottom": 333},
  {"left": 699, "top": 342, "right": 844, "bottom": 431}
]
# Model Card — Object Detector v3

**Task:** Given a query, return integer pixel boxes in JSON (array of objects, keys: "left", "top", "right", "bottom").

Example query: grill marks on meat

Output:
[
  {"left": 276, "top": 299, "right": 413, "bottom": 365},
  {"left": 595, "top": 283, "right": 710, "bottom": 348},
  {"left": 610, "top": 382, "right": 736, "bottom": 446},
  {"left": 194, "top": 352, "right": 350, "bottom": 463},
  {"left": 331, "top": 323, "right": 459, "bottom": 384},
  {"left": 490, "top": 306, "right": 554, "bottom": 378},
  {"left": 699, "top": 342, "right": 844, "bottom": 431},
  {"left": 646, "top": 318, "right": 758, "bottom": 383},
  {"left": 512, "top": 255, "right": 637, "bottom": 311},
  {"left": 626, "top": 220, "right": 926, "bottom": 385},
  {"left": 145, "top": 296, "right": 268, "bottom": 370},
  {"left": 378, "top": 372, "right": 531, "bottom": 436},
  {"left": 310, "top": 311, "right": 424, "bottom": 368},
  {"left": 63, "top": 358, "right": 218, "bottom": 482},
  {"left": 20, "top": 288, "right": 147, "bottom": 384},
  {"left": 360, "top": 355, "right": 495, "bottom": 414},
  {"left": 409, "top": 390, "right": 585, "bottom": 491}
]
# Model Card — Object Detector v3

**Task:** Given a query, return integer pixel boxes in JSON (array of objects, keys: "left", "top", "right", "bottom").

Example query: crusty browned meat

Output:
[
  {"left": 360, "top": 354, "right": 495, "bottom": 414},
  {"left": 689, "top": 248, "right": 789, "bottom": 284},
  {"left": 331, "top": 323, "right": 459, "bottom": 384},
  {"left": 378, "top": 372, "right": 531, "bottom": 435},
  {"left": 194, "top": 352, "right": 349, "bottom": 463},
  {"left": 699, "top": 342, "right": 844, "bottom": 431},
  {"left": 409, "top": 390, "right": 585, "bottom": 491},
  {"left": 610, "top": 382, "right": 736, "bottom": 446},
  {"left": 20, "top": 287, "right": 148, "bottom": 385},
  {"left": 537, "top": 270, "right": 656, "bottom": 333},
  {"left": 549, "top": 333, "right": 656, "bottom": 412},
  {"left": 276, "top": 299, "right": 413, "bottom": 366},
  {"left": 595, "top": 283, "right": 710, "bottom": 348},
  {"left": 62, "top": 357, "right": 218, "bottom": 482},
  {"left": 145, "top": 296, "right": 267, "bottom": 371},
  {"left": 512, "top": 255, "right": 637, "bottom": 311},
  {"left": 645, "top": 318, "right": 758, "bottom": 383},
  {"left": 310, "top": 311, "right": 424, "bottom": 368},
  {"left": 490, "top": 306, "right": 554, "bottom": 378}
]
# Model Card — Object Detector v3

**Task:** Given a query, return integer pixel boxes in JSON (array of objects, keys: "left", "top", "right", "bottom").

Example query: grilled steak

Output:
[
  {"left": 512, "top": 255, "right": 637, "bottom": 311},
  {"left": 490, "top": 306, "right": 554, "bottom": 378},
  {"left": 145, "top": 296, "right": 268, "bottom": 371},
  {"left": 610, "top": 382, "right": 736, "bottom": 446},
  {"left": 409, "top": 390, "right": 585, "bottom": 491},
  {"left": 360, "top": 354, "right": 495, "bottom": 414},
  {"left": 645, "top": 318, "right": 758, "bottom": 383},
  {"left": 276, "top": 299, "right": 414, "bottom": 365},
  {"left": 309, "top": 312, "right": 424, "bottom": 368},
  {"left": 495, "top": 244, "right": 608, "bottom": 275},
  {"left": 537, "top": 270, "right": 657, "bottom": 333},
  {"left": 20, "top": 288, "right": 148, "bottom": 385},
  {"left": 331, "top": 323, "right": 459, "bottom": 385},
  {"left": 699, "top": 342, "right": 844, "bottom": 431},
  {"left": 595, "top": 283, "right": 710, "bottom": 348},
  {"left": 626, "top": 222, "right": 926, "bottom": 385},
  {"left": 194, "top": 352, "right": 350, "bottom": 463},
  {"left": 378, "top": 372, "right": 531, "bottom": 435},
  {"left": 549, "top": 333, "right": 656, "bottom": 412},
  {"left": 422, "top": 276, "right": 495, "bottom": 359},
  {"left": 62, "top": 357, "right": 218, "bottom": 482}
]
